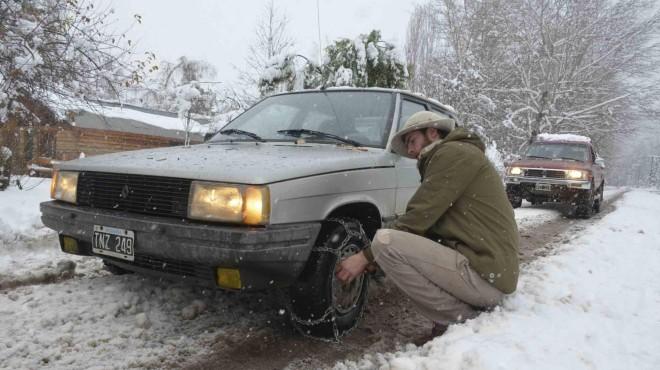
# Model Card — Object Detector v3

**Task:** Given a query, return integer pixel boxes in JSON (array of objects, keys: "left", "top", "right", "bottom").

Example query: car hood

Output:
[
  {"left": 510, "top": 158, "right": 592, "bottom": 171},
  {"left": 57, "top": 142, "right": 394, "bottom": 184}
]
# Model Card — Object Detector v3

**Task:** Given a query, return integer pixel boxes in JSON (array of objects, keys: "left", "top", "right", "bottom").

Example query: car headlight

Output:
[
  {"left": 188, "top": 181, "right": 270, "bottom": 225},
  {"left": 566, "top": 170, "right": 587, "bottom": 180},
  {"left": 50, "top": 170, "right": 78, "bottom": 203},
  {"left": 508, "top": 167, "right": 523, "bottom": 175}
]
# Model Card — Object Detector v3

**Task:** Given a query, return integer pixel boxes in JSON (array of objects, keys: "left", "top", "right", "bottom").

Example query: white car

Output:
[{"left": 41, "top": 88, "right": 458, "bottom": 339}]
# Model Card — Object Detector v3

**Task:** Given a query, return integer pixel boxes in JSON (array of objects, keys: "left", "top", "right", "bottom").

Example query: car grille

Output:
[
  {"left": 103, "top": 253, "right": 213, "bottom": 280},
  {"left": 132, "top": 255, "right": 212, "bottom": 280},
  {"left": 524, "top": 169, "right": 566, "bottom": 179},
  {"left": 77, "top": 172, "right": 191, "bottom": 218}
]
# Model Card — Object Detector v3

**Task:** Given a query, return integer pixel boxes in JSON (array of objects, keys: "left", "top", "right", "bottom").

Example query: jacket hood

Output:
[
  {"left": 57, "top": 142, "right": 391, "bottom": 184},
  {"left": 417, "top": 128, "right": 485, "bottom": 175},
  {"left": 441, "top": 127, "right": 486, "bottom": 151},
  {"left": 419, "top": 128, "right": 485, "bottom": 160}
]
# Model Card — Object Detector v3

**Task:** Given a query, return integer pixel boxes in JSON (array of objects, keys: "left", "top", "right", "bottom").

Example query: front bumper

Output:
[
  {"left": 505, "top": 176, "right": 591, "bottom": 200},
  {"left": 41, "top": 201, "right": 321, "bottom": 290}
]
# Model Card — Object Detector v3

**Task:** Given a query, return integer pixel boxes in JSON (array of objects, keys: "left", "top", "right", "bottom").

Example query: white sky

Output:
[{"left": 109, "top": 0, "right": 424, "bottom": 84}]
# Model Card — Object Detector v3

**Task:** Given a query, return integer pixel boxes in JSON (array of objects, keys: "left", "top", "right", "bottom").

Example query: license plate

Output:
[
  {"left": 535, "top": 183, "right": 551, "bottom": 192},
  {"left": 92, "top": 225, "right": 135, "bottom": 261}
]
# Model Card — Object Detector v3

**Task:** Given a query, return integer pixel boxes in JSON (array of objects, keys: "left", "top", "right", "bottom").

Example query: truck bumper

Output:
[
  {"left": 40, "top": 201, "right": 321, "bottom": 290},
  {"left": 505, "top": 176, "right": 591, "bottom": 201}
]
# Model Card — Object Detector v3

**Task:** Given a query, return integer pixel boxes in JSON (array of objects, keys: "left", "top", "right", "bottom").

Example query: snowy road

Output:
[{"left": 2, "top": 182, "right": 652, "bottom": 370}]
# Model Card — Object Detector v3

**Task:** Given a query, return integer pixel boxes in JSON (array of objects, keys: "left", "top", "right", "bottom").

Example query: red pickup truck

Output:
[{"left": 505, "top": 134, "right": 605, "bottom": 218}]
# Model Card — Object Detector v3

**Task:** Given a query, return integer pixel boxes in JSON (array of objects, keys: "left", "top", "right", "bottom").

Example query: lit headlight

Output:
[
  {"left": 188, "top": 182, "right": 270, "bottom": 225},
  {"left": 508, "top": 167, "right": 523, "bottom": 175},
  {"left": 566, "top": 170, "right": 586, "bottom": 180},
  {"left": 50, "top": 170, "right": 78, "bottom": 203}
]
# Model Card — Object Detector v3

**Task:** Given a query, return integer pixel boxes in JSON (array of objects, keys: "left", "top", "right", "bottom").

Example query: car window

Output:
[
  {"left": 212, "top": 91, "right": 394, "bottom": 147},
  {"left": 399, "top": 100, "right": 427, "bottom": 129}
]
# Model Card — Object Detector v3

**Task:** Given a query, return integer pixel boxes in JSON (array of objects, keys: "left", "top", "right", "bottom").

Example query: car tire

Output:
[
  {"left": 509, "top": 196, "right": 522, "bottom": 208},
  {"left": 289, "top": 218, "right": 370, "bottom": 340},
  {"left": 103, "top": 260, "right": 133, "bottom": 275}
]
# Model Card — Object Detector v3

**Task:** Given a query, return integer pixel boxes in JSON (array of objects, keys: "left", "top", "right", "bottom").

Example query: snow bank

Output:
[
  {"left": 0, "top": 180, "right": 100, "bottom": 287},
  {"left": 335, "top": 189, "right": 660, "bottom": 370},
  {"left": 0, "top": 180, "right": 52, "bottom": 245},
  {"left": 536, "top": 133, "right": 591, "bottom": 143}
]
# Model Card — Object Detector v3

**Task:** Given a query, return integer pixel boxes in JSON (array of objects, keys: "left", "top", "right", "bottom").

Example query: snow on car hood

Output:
[{"left": 57, "top": 142, "right": 394, "bottom": 184}]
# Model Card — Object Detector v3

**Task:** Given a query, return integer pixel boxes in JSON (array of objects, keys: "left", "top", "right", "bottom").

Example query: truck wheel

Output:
[
  {"left": 575, "top": 187, "right": 595, "bottom": 219},
  {"left": 509, "top": 196, "right": 522, "bottom": 208},
  {"left": 103, "top": 260, "right": 133, "bottom": 275},
  {"left": 593, "top": 182, "right": 604, "bottom": 213},
  {"left": 289, "top": 218, "right": 370, "bottom": 340}
]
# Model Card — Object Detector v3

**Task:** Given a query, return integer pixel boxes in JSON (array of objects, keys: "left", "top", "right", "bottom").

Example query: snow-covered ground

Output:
[
  {"left": 2, "top": 182, "right": 655, "bottom": 369},
  {"left": 336, "top": 189, "right": 660, "bottom": 370}
]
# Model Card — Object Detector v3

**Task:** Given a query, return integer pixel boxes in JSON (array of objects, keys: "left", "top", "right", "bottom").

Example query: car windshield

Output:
[
  {"left": 209, "top": 91, "right": 395, "bottom": 147},
  {"left": 525, "top": 143, "right": 589, "bottom": 162}
]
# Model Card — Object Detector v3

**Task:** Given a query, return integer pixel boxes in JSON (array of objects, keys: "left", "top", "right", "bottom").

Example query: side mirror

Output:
[{"left": 595, "top": 158, "right": 605, "bottom": 168}]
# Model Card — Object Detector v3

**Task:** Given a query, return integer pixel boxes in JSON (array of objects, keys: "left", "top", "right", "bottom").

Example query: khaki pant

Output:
[{"left": 372, "top": 229, "right": 504, "bottom": 325}]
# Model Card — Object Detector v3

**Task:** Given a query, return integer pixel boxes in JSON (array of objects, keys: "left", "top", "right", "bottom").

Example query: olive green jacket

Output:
[{"left": 367, "top": 128, "right": 520, "bottom": 293}]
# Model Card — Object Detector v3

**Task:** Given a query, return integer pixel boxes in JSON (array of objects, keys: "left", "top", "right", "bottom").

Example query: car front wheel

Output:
[
  {"left": 288, "top": 218, "right": 370, "bottom": 340},
  {"left": 574, "top": 186, "right": 595, "bottom": 219},
  {"left": 593, "top": 182, "right": 604, "bottom": 213}
]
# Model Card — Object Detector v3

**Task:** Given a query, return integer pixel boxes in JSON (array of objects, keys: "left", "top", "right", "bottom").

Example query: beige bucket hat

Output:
[{"left": 390, "top": 111, "right": 455, "bottom": 158}]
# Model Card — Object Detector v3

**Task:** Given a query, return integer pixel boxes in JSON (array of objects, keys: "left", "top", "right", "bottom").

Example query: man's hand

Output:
[{"left": 335, "top": 251, "right": 370, "bottom": 284}]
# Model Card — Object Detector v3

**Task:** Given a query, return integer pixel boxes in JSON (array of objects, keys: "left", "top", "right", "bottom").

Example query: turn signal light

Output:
[{"left": 216, "top": 267, "right": 242, "bottom": 290}]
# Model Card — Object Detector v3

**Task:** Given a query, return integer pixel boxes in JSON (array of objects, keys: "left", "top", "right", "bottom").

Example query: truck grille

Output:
[
  {"left": 77, "top": 172, "right": 191, "bottom": 218},
  {"left": 524, "top": 169, "right": 566, "bottom": 179}
]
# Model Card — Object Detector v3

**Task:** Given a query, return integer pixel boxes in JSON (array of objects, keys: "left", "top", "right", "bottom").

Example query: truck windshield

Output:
[
  {"left": 209, "top": 91, "right": 395, "bottom": 148},
  {"left": 525, "top": 143, "right": 589, "bottom": 162}
]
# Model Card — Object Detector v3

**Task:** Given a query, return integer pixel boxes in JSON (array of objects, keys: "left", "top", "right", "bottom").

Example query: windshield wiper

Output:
[
  {"left": 277, "top": 129, "right": 362, "bottom": 147},
  {"left": 526, "top": 155, "right": 549, "bottom": 159},
  {"left": 219, "top": 129, "right": 265, "bottom": 142},
  {"left": 556, "top": 156, "right": 581, "bottom": 162}
]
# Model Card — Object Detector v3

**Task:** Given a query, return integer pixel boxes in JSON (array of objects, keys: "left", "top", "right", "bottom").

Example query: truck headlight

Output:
[
  {"left": 508, "top": 167, "right": 523, "bottom": 175},
  {"left": 188, "top": 182, "right": 270, "bottom": 225},
  {"left": 50, "top": 170, "right": 78, "bottom": 203},
  {"left": 566, "top": 170, "right": 587, "bottom": 180}
]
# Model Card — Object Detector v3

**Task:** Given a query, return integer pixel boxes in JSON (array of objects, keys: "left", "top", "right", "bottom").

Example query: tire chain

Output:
[{"left": 288, "top": 217, "right": 371, "bottom": 342}]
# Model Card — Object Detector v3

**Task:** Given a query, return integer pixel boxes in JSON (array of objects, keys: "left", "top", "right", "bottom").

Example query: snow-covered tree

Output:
[
  {"left": 0, "top": 0, "right": 151, "bottom": 124},
  {"left": 406, "top": 0, "right": 660, "bottom": 156},
  {"left": 175, "top": 82, "right": 203, "bottom": 147},
  {"left": 406, "top": 3, "right": 440, "bottom": 93},
  {"left": 237, "top": 0, "right": 294, "bottom": 102},
  {"left": 128, "top": 56, "right": 219, "bottom": 116},
  {"left": 257, "top": 30, "right": 407, "bottom": 95},
  {"left": 257, "top": 53, "right": 314, "bottom": 96},
  {"left": 319, "top": 30, "right": 407, "bottom": 89}
]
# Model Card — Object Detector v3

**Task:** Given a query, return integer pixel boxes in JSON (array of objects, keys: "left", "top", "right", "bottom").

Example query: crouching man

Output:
[{"left": 336, "top": 111, "right": 520, "bottom": 341}]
